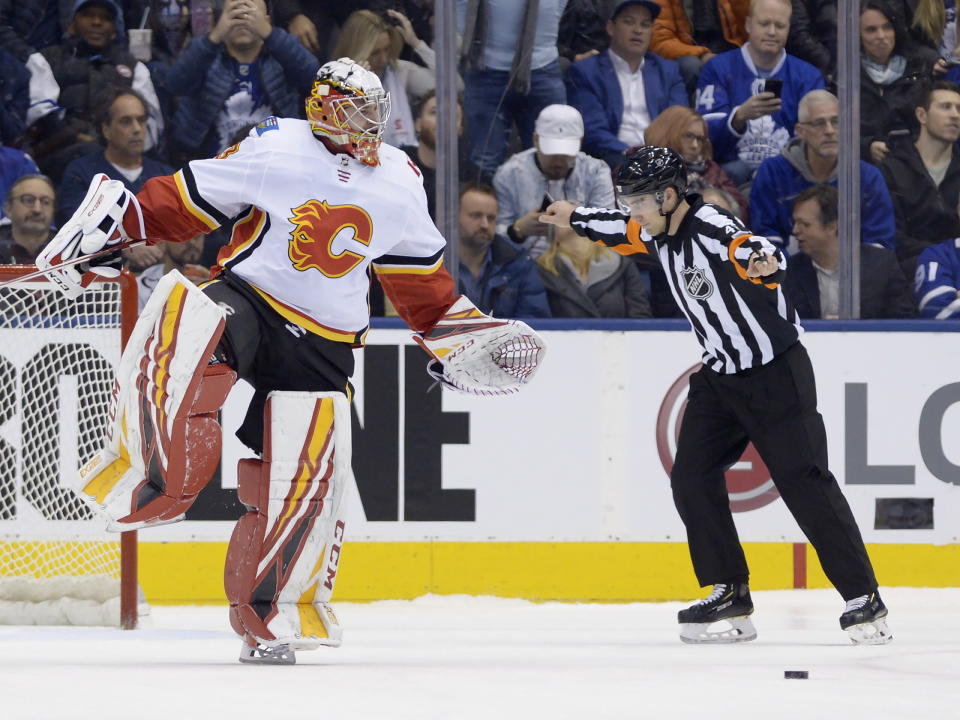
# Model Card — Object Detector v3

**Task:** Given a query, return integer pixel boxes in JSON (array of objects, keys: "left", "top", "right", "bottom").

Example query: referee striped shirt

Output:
[{"left": 571, "top": 195, "right": 802, "bottom": 374}]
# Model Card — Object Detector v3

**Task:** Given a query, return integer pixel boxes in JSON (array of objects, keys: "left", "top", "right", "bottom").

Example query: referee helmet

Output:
[{"left": 615, "top": 146, "right": 688, "bottom": 198}]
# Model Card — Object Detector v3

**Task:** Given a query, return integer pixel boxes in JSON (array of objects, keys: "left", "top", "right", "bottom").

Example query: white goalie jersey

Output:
[{"left": 130, "top": 116, "right": 455, "bottom": 343}]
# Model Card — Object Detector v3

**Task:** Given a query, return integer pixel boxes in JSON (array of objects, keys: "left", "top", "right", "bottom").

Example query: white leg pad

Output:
[
  {"left": 73, "top": 270, "right": 232, "bottom": 530},
  {"left": 226, "top": 391, "right": 350, "bottom": 650}
]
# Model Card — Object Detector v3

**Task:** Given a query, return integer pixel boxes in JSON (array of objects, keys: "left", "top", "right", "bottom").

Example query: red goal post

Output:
[{"left": 0, "top": 266, "right": 140, "bottom": 628}]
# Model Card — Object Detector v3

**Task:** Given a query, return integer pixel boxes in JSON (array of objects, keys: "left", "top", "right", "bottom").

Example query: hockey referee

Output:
[{"left": 539, "top": 146, "right": 891, "bottom": 645}]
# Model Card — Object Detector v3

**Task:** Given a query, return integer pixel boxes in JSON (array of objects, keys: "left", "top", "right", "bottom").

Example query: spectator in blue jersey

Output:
[
  {"left": 695, "top": 0, "right": 824, "bottom": 185},
  {"left": 0, "top": 145, "right": 39, "bottom": 221},
  {"left": 566, "top": 0, "right": 686, "bottom": 169},
  {"left": 880, "top": 80, "right": 960, "bottom": 277},
  {"left": 493, "top": 104, "right": 615, "bottom": 259},
  {"left": 165, "top": 0, "right": 318, "bottom": 163},
  {"left": 750, "top": 90, "right": 895, "bottom": 252},
  {"left": 59, "top": 88, "right": 173, "bottom": 224},
  {"left": 915, "top": 235, "right": 960, "bottom": 318},
  {"left": 457, "top": 182, "right": 552, "bottom": 318},
  {"left": 786, "top": 185, "right": 915, "bottom": 319}
]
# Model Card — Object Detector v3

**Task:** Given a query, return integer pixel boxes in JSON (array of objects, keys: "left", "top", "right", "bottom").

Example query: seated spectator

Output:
[
  {"left": 556, "top": 0, "right": 608, "bottom": 64},
  {"left": 880, "top": 80, "right": 960, "bottom": 276},
  {"left": 915, "top": 234, "right": 960, "bottom": 318},
  {"left": 750, "top": 89, "right": 895, "bottom": 251},
  {"left": 0, "top": 174, "right": 56, "bottom": 264},
  {"left": 650, "top": 0, "right": 717, "bottom": 93},
  {"left": 566, "top": 0, "right": 686, "bottom": 168},
  {"left": 860, "top": 0, "right": 938, "bottom": 165},
  {"left": 642, "top": 104, "right": 748, "bottom": 222},
  {"left": 136, "top": 236, "right": 208, "bottom": 311},
  {"left": 786, "top": 0, "right": 838, "bottom": 82},
  {"left": 691, "top": 0, "right": 750, "bottom": 55},
  {"left": 786, "top": 185, "right": 915, "bottom": 319},
  {"left": 334, "top": 9, "right": 450, "bottom": 149},
  {"left": 0, "top": 47, "right": 28, "bottom": 146},
  {"left": 535, "top": 222, "right": 652, "bottom": 317},
  {"left": 695, "top": 0, "right": 824, "bottom": 185},
  {"left": 458, "top": 1, "right": 569, "bottom": 178},
  {"left": 702, "top": 185, "right": 744, "bottom": 219},
  {"left": 493, "top": 104, "right": 614, "bottom": 258},
  {"left": 400, "top": 90, "right": 477, "bottom": 221},
  {"left": 0, "top": 144, "right": 39, "bottom": 220},
  {"left": 165, "top": 0, "right": 317, "bottom": 162},
  {"left": 28, "top": 0, "right": 164, "bottom": 182},
  {"left": 457, "top": 181, "right": 551, "bottom": 318},
  {"left": 59, "top": 88, "right": 174, "bottom": 224}
]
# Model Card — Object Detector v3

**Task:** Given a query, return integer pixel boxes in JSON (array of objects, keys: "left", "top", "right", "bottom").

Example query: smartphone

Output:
[
  {"left": 763, "top": 78, "right": 783, "bottom": 98},
  {"left": 539, "top": 193, "right": 554, "bottom": 212}
]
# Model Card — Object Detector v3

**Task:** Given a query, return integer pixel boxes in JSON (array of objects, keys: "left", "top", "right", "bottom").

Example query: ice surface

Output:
[{"left": 1, "top": 588, "right": 957, "bottom": 720}]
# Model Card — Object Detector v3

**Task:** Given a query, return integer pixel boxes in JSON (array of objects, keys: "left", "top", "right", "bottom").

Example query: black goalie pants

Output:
[{"left": 669, "top": 342, "right": 878, "bottom": 601}]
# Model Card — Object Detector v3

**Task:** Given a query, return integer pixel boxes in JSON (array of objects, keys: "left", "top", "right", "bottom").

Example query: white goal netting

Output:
[{"left": 0, "top": 271, "right": 138, "bottom": 625}]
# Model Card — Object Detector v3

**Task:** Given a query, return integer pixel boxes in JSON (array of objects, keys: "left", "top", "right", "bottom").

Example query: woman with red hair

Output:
[{"left": 642, "top": 105, "right": 749, "bottom": 221}]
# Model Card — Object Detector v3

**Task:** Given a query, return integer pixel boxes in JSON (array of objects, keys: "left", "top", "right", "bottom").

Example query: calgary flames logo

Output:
[{"left": 288, "top": 200, "right": 373, "bottom": 278}]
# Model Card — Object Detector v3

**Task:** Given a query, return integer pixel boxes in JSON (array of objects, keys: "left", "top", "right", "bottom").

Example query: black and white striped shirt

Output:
[{"left": 571, "top": 195, "right": 802, "bottom": 374}]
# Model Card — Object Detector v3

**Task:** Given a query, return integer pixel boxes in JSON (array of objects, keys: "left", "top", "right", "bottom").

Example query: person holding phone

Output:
[
  {"left": 493, "top": 104, "right": 614, "bottom": 258},
  {"left": 695, "top": 0, "right": 824, "bottom": 185}
]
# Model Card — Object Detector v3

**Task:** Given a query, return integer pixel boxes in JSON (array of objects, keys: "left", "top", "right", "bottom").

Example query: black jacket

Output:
[
  {"left": 859, "top": 52, "right": 935, "bottom": 162},
  {"left": 785, "top": 248, "right": 917, "bottom": 319},
  {"left": 879, "top": 141, "right": 960, "bottom": 274},
  {"left": 786, "top": 0, "right": 837, "bottom": 79},
  {"left": 536, "top": 253, "right": 652, "bottom": 319}
]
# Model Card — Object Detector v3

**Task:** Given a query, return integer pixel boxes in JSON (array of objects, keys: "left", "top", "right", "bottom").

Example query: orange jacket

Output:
[
  {"left": 651, "top": 0, "right": 709, "bottom": 59},
  {"left": 651, "top": 0, "right": 750, "bottom": 59}
]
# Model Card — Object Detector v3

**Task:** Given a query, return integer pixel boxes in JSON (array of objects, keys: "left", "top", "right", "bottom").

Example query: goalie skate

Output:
[
  {"left": 678, "top": 583, "right": 757, "bottom": 644},
  {"left": 840, "top": 591, "right": 893, "bottom": 645},
  {"left": 239, "top": 641, "right": 296, "bottom": 665}
]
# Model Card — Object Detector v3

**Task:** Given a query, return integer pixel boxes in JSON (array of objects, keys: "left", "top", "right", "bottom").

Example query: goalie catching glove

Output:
[
  {"left": 413, "top": 296, "right": 545, "bottom": 396},
  {"left": 35, "top": 173, "right": 145, "bottom": 298}
]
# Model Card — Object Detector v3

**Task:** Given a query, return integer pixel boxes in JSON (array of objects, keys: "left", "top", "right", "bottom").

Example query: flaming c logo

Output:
[
  {"left": 656, "top": 364, "right": 780, "bottom": 513},
  {"left": 287, "top": 200, "right": 373, "bottom": 278}
]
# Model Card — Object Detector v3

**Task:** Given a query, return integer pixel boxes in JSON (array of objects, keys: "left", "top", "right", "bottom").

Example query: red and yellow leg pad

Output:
[
  {"left": 74, "top": 270, "right": 236, "bottom": 530},
  {"left": 225, "top": 391, "right": 350, "bottom": 650}
]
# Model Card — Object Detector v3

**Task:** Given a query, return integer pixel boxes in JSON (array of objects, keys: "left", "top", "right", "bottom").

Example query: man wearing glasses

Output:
[
  {"left": 0, "top": 175, "right": 56, "bottom": 264},
  {"left": 749, "top": 89, "right": 896, "bottom": 253}
]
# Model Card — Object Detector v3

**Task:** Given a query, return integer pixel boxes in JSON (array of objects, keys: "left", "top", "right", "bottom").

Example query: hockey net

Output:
[{"left": 0, "top": 267, "right": 140, "bottom": 627}]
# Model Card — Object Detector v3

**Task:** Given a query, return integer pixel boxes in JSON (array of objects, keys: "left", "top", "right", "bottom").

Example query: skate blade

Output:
[
  {"left": 680, "top": 615, "right": 757, "bottom": 644},
  {"left": 847, "top": 618, "right": 893, "bottom": 645},
  {"left": 238, "top": 642, "right": 297, "bottom": 665}
]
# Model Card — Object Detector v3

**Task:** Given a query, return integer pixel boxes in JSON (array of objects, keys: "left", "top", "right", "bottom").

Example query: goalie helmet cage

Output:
[{"left": 0, "top": 266, "right": 139, "bottom": 629}]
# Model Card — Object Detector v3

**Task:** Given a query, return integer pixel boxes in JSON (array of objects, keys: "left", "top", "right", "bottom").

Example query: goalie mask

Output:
[{"left": 306, "top": 57, "right": 392, "bottom": 167}]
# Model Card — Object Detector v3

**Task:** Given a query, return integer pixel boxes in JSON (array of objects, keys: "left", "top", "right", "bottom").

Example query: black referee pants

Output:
[{"left": 670, "top": 343, "right": 878, "bottom": 601}]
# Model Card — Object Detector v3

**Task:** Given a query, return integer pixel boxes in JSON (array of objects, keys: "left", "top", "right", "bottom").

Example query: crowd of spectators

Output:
[{"left": 3, "top": 0, "right": 960, "bottom": 322}]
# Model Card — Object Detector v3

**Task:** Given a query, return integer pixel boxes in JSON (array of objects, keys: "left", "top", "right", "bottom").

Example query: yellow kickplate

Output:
[
  {"left": 83, "top": 456, "right": 132, "bottom": 504},
  {"left": 297, "top": 602, "right": 329, "bottom": 638}
]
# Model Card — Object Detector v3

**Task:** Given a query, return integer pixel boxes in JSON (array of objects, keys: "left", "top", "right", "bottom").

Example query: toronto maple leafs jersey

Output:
[
  {"left": 131, "top": 117, "right": 455, "bottom": 344},
  {"left": 570, "top": 195, "right": 801, "bottom": 373},
  {"left": 915, "top": 237, "right": 960, "bottom": 319},
  {"left": 695, "top": 46, "right": 824, "bottom": 169}
]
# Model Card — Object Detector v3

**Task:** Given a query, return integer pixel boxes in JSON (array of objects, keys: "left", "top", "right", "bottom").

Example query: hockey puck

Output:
[{"left": 784, "top": 670, "right": 809, "bottom": 679}]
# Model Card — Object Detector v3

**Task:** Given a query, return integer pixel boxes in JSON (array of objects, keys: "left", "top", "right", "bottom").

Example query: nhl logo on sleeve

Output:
[{"left": 681, "top": 265, "right": 714, "bottom": 300}]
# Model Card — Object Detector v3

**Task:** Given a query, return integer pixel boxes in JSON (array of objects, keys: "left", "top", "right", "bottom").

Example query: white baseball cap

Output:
[{"left": 535, "top": 105, "right": 584, "bottom": 157}]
